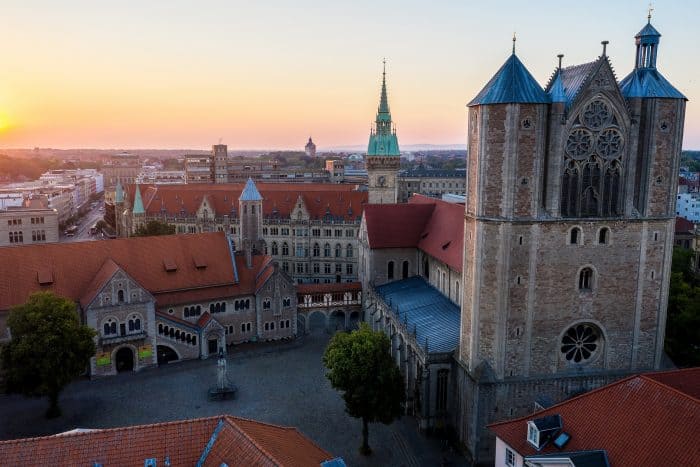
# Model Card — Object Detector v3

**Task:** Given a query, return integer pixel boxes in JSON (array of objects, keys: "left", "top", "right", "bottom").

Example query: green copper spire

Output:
[
  {"left": 132, "top": 184, "right": 145, "bottom": 215},
  {"left": 115, "top": 181, "right": 124, "bottom": 204},
  {"left": 367, "top": 59, "right": 400, "bottom": 157}
]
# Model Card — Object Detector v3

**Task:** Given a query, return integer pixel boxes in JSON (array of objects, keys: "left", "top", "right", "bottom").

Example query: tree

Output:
[
  {"left": 1, "top": 292, "right": 95, "bottom": 418},
  {"left": 133, "top": 220, "right": 176, "bottom": 237},
  {"left": 323, "top": 323, "right": 405, "bottom": 455},
  {"left": 665, "top": 247, "right": 700, "bottom": 366}
]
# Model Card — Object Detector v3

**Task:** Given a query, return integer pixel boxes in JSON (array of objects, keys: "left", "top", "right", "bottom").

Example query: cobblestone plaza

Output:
[{"left": 0, "top": 331, "right": 463, "bottom": 466}]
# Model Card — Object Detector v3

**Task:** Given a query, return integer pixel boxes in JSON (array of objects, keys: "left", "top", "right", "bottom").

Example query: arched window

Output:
[
  {"left": 570, "top": 227, "right": 581, "bottom": 245},
  {"left": 158, "top": 323, "right": 163, "bottom": 334},
  {"left": 221, "top": 302, "right": 226, "bottom": 312},
  {"left": 335, "top": 244, "right": 342, "bottom": 258},
  {"left": 561, "top": 99, "right": 624, "bottom": 218},
  {"left": 196, "top": 305, "right": 201, "bottom": 315},
  {"left": 210, "top": 303, "right": 215, "bottom": 313},
  {"left": 104, "top": 320, "right": 117, "bottom": 336},
  {"left": 110, "top": 321, "right": 117, "bottom": 334},
  {"left": 598, "top": 227, "right": 609, "bottom": 244},
  {"left": 346, "top": 244, "right": 353, "bottom": 258},
  {"left": 282, "top": 242, "right": 289, "bottom": 256},
  {"left": 324, "top": 243, "right": 331, "bottom": 257},
  {"left": 579, "top": 267, "right": 593, "bottom": 291},
  {"left": 313, "top": 243, "right": 320, "bottom": 257},
  {"left": 388, "top": 261, "right": 395, "bottom": 280},
  {"left": 424, "top": 259, "right": 430, "bottom": 280},
  {"left": 245, "top": 299, "right": 250, "bottom": 309},
  {"left": 271, "top": 242, "right": 279, "bottom": 255},
  {"left": 402, "top": 260, "right": 409, "bottom": 279},
  {"left": 117, "top": 289, "right": 125, "bottom": 303}
]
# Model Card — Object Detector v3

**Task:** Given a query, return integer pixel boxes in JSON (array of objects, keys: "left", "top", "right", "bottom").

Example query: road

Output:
[{"left": 61, "top": 203, "right": 107, "bottom": 244}]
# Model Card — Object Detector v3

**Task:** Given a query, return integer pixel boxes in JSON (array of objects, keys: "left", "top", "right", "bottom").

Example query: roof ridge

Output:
[
  {"left": 223, "top": 416, "right": 285, "bottom": 465},
  {"left": 639, "top": 373, "right": 700, "bottom": 404},
  {"left": 487, "top": 373, "right": 642, "bottom": 428},
  {"left": 0, "top": 415, "right": 224, "bottom": 446}
]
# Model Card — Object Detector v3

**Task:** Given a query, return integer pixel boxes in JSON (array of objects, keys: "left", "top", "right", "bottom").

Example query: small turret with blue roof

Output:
[
  {"left": 619, "top": 15, "right": 685, "bottom": 99},
  {"left": 132, "top": 183, "right": 145, "bottom": 215}
]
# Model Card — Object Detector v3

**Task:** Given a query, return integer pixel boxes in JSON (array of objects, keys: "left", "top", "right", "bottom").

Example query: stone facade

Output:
[
  {"left": 398, "top": 168, "right": 467, "bottom": 203},
  {"left": 0, "top": 203, "right": 59, "bottom": 247},
  {"left": 455, "top": 23, "right": 686, "bottom": 463}
]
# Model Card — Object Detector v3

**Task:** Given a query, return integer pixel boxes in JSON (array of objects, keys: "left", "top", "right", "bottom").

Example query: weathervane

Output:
[
  {"left": 512, "top": 32, "right": 516, "bottom": 54},
  {"left": 648, "top": 2, "right": 654, "bottom": 23}
]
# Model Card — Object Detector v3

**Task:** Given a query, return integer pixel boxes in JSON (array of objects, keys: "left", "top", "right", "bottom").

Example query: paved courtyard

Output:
[{"left": 0, "top": 331, "right": 464, "bottom": 466}]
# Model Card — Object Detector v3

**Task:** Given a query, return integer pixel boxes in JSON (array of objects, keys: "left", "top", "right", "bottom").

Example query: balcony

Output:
[{"left": 100, "top": 331, "right": 147, "bottom": 346}]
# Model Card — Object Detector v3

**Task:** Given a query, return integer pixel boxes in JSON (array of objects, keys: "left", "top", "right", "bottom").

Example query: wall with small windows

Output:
[
  {"left": 85, "top": 270, "right": 158, "bottom": 377},
  {"left": 255, "top": 267, "right": 297, "bottom": 341},
  {"left": 0, "top": 207, "right": 59, "bottom": 247}
]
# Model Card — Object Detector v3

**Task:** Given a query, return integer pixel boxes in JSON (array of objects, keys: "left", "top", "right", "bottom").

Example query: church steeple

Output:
[{"left": 367, "top": 60, "right": 400, "bottom": 157}]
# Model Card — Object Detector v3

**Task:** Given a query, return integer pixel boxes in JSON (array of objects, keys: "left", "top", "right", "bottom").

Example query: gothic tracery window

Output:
[{"left": 561, "top": 99, "right": 624, "bottom": 218}]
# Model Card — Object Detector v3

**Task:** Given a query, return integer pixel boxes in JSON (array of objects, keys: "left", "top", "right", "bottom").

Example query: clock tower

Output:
[{"left": 366, "top": 61, "right": 401, "bottom": 204}]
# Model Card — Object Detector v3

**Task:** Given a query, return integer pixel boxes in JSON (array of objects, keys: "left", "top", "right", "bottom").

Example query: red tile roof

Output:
[
  {"left": 127, "top": 183, "right": 367, "bottom": 221},
  {"left": 489, "top": 370, "right": 700, "bottom": 467},
  {"left": 0, "top": 233, "right": 270, "bottom": 313},
  {"left": 645, "top": 367, "right": 700, "bottom": 400},
  {"left": 675, "top": 216, "right": 695, "bottom": 234},
  {"left": 0, "top": 415, "right": 334, "bottom": 466},
  {"left": 296, "top": 282, "right": 362, "bottom": 294},
  {"left": 411, "top": 195, "right": 464, "bottom": 272},
  {"left": 363, "top": 195, "right": 464, "bottom": 271}
]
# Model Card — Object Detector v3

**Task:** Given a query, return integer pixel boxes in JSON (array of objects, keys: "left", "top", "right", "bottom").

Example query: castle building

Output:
[
  {"left": 0, "top": 233, "right": 299, "bottom": 376},
  {"left": 360, "top": 18, "right": 686, "bottom": 464},
  {"left": 115, "top": 180, "right": 367, "bottom": 284},
  {"left": 366, "top": 63, "right": 401, "bottom": 204},
  {"left": 305, "top": 137, "right": 317, "bottom": 157},
  {"left": 456, "top": 19, "right": 685, "bottom": 462}
]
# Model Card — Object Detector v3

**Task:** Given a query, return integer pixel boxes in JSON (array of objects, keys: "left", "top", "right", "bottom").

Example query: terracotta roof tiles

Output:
[
  {"left": 0, "top": 415, "right": 334, "bottom": 466},
  {"left": 363, "top": 195, "right": 464, "bottom": 271},
  {"left": 489, "top": 370, "right": 700, "bottom": 467}
]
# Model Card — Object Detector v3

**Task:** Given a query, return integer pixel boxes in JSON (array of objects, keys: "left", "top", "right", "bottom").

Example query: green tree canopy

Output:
[
  {"left": 666, "top": 248, "right": 700, "bottom": 366},
  {"left": 1, "top": 292, "right": 95, "bottom": 418},
  {"left": 133, "top": 220, "right": 176, "bottom": 237},
  {"left": 323, "top": 323, "right": 405, "bottom": 455}
]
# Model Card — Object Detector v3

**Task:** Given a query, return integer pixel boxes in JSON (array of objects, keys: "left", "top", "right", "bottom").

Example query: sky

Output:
[{"left": 0, "top": 0, "right": 698, "bottom": 150}]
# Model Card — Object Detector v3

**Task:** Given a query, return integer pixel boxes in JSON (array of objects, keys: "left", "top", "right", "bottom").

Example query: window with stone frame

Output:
[
  {"left": 561, "top": 98, "right": 624, "bottom": 218},
  {"left": 561, "top": 323, "right": 600, "bottom": 363}
]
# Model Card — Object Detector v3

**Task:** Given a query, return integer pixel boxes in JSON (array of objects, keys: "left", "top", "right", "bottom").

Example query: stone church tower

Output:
[
  {"left": 239, "top": 178, "right": 264, "bottom": 256},
  {"left": 366, "top": 62, "right": 401, "bottom": 204},
  {"left": 456, "top": 20, "right": 686, "bottom": 462}
]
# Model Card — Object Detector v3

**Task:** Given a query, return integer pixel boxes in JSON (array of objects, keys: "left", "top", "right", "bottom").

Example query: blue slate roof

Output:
[
  {"left": 619, "top": 68, "right": 686, "bottom": 99},
  {"left": 469, "top": 53, "right": 550, "bottom": 106},
  {"left": 239, "top": 178, "right": 262, "bottom": 201},
  {"left": 636, "top": 22, "right": 660, "bottom": 38},
  {"left": 132, "top": 184, "right": 145, "bottom": 215},
  {"left": 375, "top": 276, "right": 460, "bottom": 354},
  {"left": 545, "top": 61, "right": 597, "bottom": 109}
]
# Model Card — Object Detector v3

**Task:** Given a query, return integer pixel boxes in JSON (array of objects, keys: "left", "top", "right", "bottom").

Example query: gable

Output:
[{"left": 566, "top": 58, "right": 630, "bottom": 123}]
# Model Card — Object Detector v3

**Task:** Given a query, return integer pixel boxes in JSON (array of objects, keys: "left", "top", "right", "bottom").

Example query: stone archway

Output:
[
  {"left": 349, "top": 311, "right": 361, "bottom": 330},
  {"left": 330, "top": 310, "right": 346, "bottom": 331},
  {"left": 309, "top": 311, "right": 327, "bottom": 334},
  {"left": 115, "top": 346, "right": 135, "bottom": 372},
  {"left": 157, "top": 345, "right": 179, "bottom": 365}
]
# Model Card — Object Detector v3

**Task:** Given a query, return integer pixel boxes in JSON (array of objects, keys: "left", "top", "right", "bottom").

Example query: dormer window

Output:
[
  {"left": 527, "top": 422, "right": 539, "bottom": 448},
  {"left": 117, "top": 290, "right": 125, "bottom": 303}
]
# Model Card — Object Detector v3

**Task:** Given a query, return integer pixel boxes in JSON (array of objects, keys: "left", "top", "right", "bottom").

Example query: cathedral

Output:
[{"left": 361, "top": 18, "right": 686, "bottom": 464}]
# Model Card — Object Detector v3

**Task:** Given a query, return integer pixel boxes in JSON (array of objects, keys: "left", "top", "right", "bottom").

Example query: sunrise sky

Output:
[{"left": 0, "top": 0, "right": 697, "bottom": 150}]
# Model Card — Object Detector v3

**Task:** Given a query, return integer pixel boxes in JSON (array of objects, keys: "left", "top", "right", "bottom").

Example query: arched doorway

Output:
[
  {"left": 330, "top": 310, "right": 346, "bottom": 331},
  {"left": 115, "top": 347, "right": 135, "bottom": 372},
  {"left": 349, "top": 311, "right": 361, "bottom": 330},
  {"left": 157, "top": 345, "right": 179, "bottom": 365},
  {"left": 309, "top": 311, "right": 326, "bottom": 334}
]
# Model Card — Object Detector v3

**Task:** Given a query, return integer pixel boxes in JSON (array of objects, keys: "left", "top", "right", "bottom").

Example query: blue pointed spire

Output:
[
  {"left": 469, "top": 51, "right": 550, "bottom": 106},
  {"left": 132, "top": 184, "right": 145, "bottom": 215},
  {"left": 239, "top": 178, "right": 262, "bottom": 201},
  {"left": 115, "top": 181, "right": 124, "bottom": 203}
]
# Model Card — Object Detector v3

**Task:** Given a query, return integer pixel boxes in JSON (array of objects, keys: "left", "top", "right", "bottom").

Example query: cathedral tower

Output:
[
  {"left": 457, "top": 23, "right": 686, "bottom": 462},
  {"left": 365, "top": 62, "right": 401, "bottom": 204}
]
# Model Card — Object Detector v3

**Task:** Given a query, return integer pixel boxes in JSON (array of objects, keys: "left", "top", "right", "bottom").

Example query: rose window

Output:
[
  {"left": 561, "top": 324, "right": 599, "bottom": 363},
  {"left": 597, "top": 128, "right": 623, "bottom": 159},
  {"left": 582, "top": 100, "right": 611, "bottom": 130},
  {"left": 565, "top": 128, "right": 594, "bottom": 159}
]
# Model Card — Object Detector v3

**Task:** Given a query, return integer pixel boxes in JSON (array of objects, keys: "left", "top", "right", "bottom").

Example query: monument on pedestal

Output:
[{"left": 208, "top": 348, "right": 237, "bottom": 400}]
